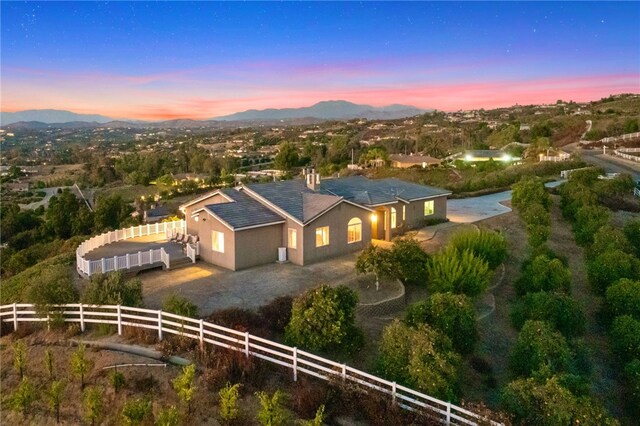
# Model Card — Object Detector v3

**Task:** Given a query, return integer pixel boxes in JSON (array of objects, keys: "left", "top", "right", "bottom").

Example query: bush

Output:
[
  {"left": 355, "top": 244, "right": 394, "bottom": 291},
  {"left": 378, "top": 320, "right": 460, "bottom": 401},
  {"left": 173, "top": 364, "right": 197, "bottom": 415},
  {"left": 162, "top": 294, "right": 199, "bottom": 318},
  {"left": 258, "top": 296, "right": 293, "bottom": 335},
  {"left": 206, "top": 308, "right": 263, "bottom": 333},
  {"left": 389, "top": 237, "right": 429, "bottom": 284},
  {"left": 83, "top": 386, "right": 104, "bottom": 426},
  {"left": 81, "top": 271, "right": 144, "bottom": 307},
  {"left": 610, "top": 315, "right": 640, "bottom": 362},
  {"left": 426, "top": 247, "right": 492, "bottom": 297},
  {"left": 605, "top": 279, "right": 640, "bottom": 321},
  {"left": 512, "top": 176, "right": 551, "bottom": 212},
  {"left": 624, "top": 219, "right": 640, "bottom": 257},
  {"left": 448, "top": 229, "right": 507, "bottom": 269},
  {"left": 573, "top": 205, "right": 611, "bottom": 246},
  {"left": 515, "top": 254, "right": 571, "bottom": 296},
  {"left": 587, "top": 249, "right": 639, "bottom": 294},
  {"left": 285, "top": 285, "right": 361, "bottom": 353},
  {"left": 156, "top": 406, "right": 180, "bottom": 426},
  {"left": 510, "top": 292, "right": 585, "bottom": 338},
  {"left": 218, "top": 382, "right": 241, "bottom": 422},
  {"left": 509, "top": 320, "right": 572, "bottom": 377},
  {"left": 256, "top": 390, "right": 289, "bottom": 426},
  {"left": 26, "top": 264, "right": 78, "bottom": 316},
  {"left": 625, "top": 359, "right": 640, "bottom": 411},
  {"left": 9, "top": 378, "right": 37, "bottom": 416},
  {"left": 589, "top": 225, "right": 633, "bottom": 259},
  {"left": 121, "top": 397, "right": 151, "bottom": 426},
  {"left": 404, "top": 293, "right": 477, "bottom": 354}
]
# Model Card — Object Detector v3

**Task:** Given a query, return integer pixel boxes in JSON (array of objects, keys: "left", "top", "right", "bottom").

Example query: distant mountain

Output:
[
  {"left": 0, "top": 109, "right": 114, "bottom": 126},
  {"left": 213, "top": 100, "right": 430, "bottom": 121}
]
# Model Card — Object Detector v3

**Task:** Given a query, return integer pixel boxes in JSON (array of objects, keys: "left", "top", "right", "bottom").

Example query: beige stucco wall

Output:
[
  {"left": 186, "top": 212, "right": 236, "bottom": 270},
  {"left": 283, "top": 219, "right": 305, "bottom": 266},
  {"left": 404, "top": 195, "right": 448, "bottom": 229},
  {"left": 302, "top": 202, "right": 371, "bottom": 265},
  {"left": 234, "top": 224, "right": 283, "bottom": 270},
  {"left": 183, "top": 193, "right": 231, "bottom": 235}
]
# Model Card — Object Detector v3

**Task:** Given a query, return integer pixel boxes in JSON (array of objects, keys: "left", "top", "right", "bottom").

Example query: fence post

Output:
[
  {"left": 13, "top": 303, "right": 18, "bottom": 331},
  {"left": 157, "top": 311, "right": 163, "bottom": 341},
  {"left": 149, "top": 249, "right": 153, "bottom": 264},
  {"left": 126, "top": 253, "right": 130, "bottom": 269},
  {"left": 199, "top": 319, "right": 204, "bottom": 350},
  {"left": 138, "top": 251, "right": 142, "bottom": 266},
  {"left": 446, "top": 402, "right": 451, "bottom": 424},
  {"left": 79, "top": 304, "right": 85, "bottom": 332},
  {"left": 392, "top": 382, "right": 397, "bottom": 405},
  {"left": 113, "top": 256, "right": 118, "bottom": 271},
  {"left": 292, "top": 347, "right": 298, "bottom": 382},
  {"left": 342, "top": 364, "right": 347, "bottom": 381},
  {"left": 117, "top": 305, "right": 122, "bottom": 335},
  {"left": 244, "top": 332, "right": 250, "bottom": 357},
  {"left": 101, "top": 258, "right": 106, "bottom": 273}
]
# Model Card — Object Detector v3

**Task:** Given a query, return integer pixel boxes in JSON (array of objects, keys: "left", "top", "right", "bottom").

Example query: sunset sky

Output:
[{"left": 2, "top": 2, "right": 639, "bottom": 120}]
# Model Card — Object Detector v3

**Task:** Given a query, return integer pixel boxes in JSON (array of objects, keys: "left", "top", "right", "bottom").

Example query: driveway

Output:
[{"left": 139, "top": 252, "right": 359, "bottom": 315}]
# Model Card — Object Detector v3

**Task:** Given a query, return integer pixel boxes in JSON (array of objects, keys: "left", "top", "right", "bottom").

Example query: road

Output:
[{"left": 565, "top": 144, "right": 640, "bottom": 181}]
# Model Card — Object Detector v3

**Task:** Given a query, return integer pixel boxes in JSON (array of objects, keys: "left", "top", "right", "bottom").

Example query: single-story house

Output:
[
  {"left": 389, "top": 154, "right": 442, "bottom": 168},
  {"left": 144, "top": 205, "right": 170, "bottom": 223},
  {"left": 179, "top": 171, "right": 450, "bottom": 271}
]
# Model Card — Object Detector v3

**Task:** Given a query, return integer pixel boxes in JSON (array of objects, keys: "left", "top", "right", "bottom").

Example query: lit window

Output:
[
  {"left": 315, "top": 226, "right": 329, "bottom": 247},
  {"left": 212, "top": 231, "right": 224, "bottom": 253},
  {"left": 424, "top": 200, "right": 434, "bottom": 216},
  {"left": 347, "top": 218, "right": 362, "bottom": 243},
  {"left": 288, "top": 228, "right": 297, "bottom": 249},
  {"left": 402, "top": 205, "right": 406, "bottom": 221},
  {"left": 390, "top": 207, "right": 397, "bottom": 229}
]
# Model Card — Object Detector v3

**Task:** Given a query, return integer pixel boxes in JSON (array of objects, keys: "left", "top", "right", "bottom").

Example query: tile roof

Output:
[{"left": 204, "top": 188, "right": 284, "bottom": 229}]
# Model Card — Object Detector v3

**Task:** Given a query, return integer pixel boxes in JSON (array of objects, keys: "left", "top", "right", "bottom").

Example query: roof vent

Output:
[{"left": 305, "top": 169, "right": 320, "bottom": 191}]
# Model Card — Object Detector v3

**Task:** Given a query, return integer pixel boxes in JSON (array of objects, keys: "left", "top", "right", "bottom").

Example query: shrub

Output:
[
  {"left": 219, "top": 382, "right": 242, "bottom": 422},
  {"left": 573, "top": 205, "right": 611, "bottom": 246},
  {"left": 206, "top": 308, "right": 263, "bottom": 333},
  {"left": 512, "top": 176, "right": 551, "bottom": 212},
  {"left": 378, "top": 320, "right": 460, "bottom": 401},
  {"left": 110, "top": 369, "right": 126, "bottom": 394},
  {"left": 404, "top": 293, "right": 477, "bottom": 354},
  {"left": 509, "top": 320, "right": 572, "bottom": 377},
  {"left": 121, "top": 397, "right": 151, "bottom": 426},
  {"left": 299, "top": 405, "right": 326, "bottom": 426},
  {"left": 47, "top": 380, "right": 65, "bottom": 423},
  {"left": 26, "top": 264, "right": 78, "bottom": 317},
  {"left": 45, "top": 349, "right": 55, "bottom": 380},
  {"left": 83, "top": 386, "right": 104, "bottom": 426},
  {"left": 81, "top": 271, "right": 144, "bottom": 307},
  {"left": 624, "top": 219, "right": 640, "bottom": 257},
  {"left": 9, "top": 378, "right": 37, "bottom": 416},
  {"left": 449, "top": 229, "right": 507, "bottom": 270},
  {"left": 389, "top": 237, "right": 429, "bottom": 284},
  {"left": 605, "top": 279, "right": 640, "bottom": 321},
  {"left": 587, "top": 249, "right": 639, "bottom": 294},
  {"left": 589, "top": 225, "right": 633, "bottom": 259},
  {"left": 355, "top": 244, "right": 394, "bottom": 291},
  {"left": 156, "top": 406, "right": 180, "bottom": 426},
  {"left": 610, "top": 315, "right": 640, "bottom": 362},
  {"left": 256, "top": 390, "right": 289, "bottom": 426},
  {"left": 510, "top": 292, "right": 585, "bottom": 338},
  {"left": 559, "top": 182, "right": 598, "bottom": 220},
  {"left": 625, "top": 359, "right": 640, "bottom": 411},
  {"left": 13, "top": 340, "right": 27, "bottom": 380},
  {"left": 258, "top": 296, "right": 293, "bottom": 335},
  {"left": 162, "top": 294, "right": 199, "bottom": 317},
  {"left": 515, "top": 254, "right": 571, "bottom": 296},
  {"left": 173, "top": 364, "right": 197, "bottom": 415},
  {"left": 71, "top": 343, "right": 94, "bottom": 389},
  {"left": 426, "top": 247, "right": 492, "bottom": 297},
  {"left": 285, "top": 285, "right": 361, "bottom": 353}
]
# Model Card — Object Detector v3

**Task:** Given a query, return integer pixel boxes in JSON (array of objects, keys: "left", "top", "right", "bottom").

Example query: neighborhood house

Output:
[{"left": 180, "top": 170, "right": 450, "bottom": 270}]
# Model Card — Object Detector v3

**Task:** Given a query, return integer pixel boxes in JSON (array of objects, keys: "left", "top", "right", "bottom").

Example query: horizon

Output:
[{"left": 1, "top": 2, "right": 639, "bottom": 120}]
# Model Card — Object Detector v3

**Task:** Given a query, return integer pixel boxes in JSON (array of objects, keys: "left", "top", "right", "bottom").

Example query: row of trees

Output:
[{"left": 560, "top": 170, "right": 640, "bottom": 416}]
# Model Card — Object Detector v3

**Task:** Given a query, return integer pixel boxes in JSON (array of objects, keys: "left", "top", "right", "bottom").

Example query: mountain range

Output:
[{"left": 1, "top": 101, "right": 430, "bottom": 128}]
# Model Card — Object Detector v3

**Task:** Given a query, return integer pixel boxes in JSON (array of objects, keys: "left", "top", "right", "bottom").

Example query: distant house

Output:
[
  {"left": 144, "top": 205, "right": 170, "bottom": 223},
  {"left": 5, "top": 181, "right": 30, "bottom": 192},
  {"left": 462, "top": 150, "right": 517, "bottom": 163},
  {"left": 389, "top": 154, "right": 441, "bottom": 168},
  {"left": 180, "top": 171, "right": 450, "bottom": 271}
]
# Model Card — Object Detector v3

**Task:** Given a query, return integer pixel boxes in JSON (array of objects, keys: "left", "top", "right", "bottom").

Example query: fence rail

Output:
[
  {"left": 613, "top": 147, "right": 640, "bottom": 163},
  {"left": 0, "top": 303, "right": 500, "bottom": 426},
  {"left": 76, "top": 220, "right": 186, "bottom": 276}
]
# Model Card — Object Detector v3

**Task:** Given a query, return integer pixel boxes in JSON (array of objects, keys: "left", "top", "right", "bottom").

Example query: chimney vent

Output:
[{"left": 306, "top": 169, "right": 320, "bottom": 191}]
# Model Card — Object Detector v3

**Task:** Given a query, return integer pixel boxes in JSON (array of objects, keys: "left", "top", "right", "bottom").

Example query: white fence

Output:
[
  {"left": 539, "top": 152, "right": 570, "bottom": 162},
  {"left": 76, "top": 220, "right": 185, "bottom": 276},
  {"left": 613, "top": 147, "right": 640, "bottom": 163},
  {"left": 599, "top": 131, "right": 640, "bottom": 144},
  {"left": 0, "top": 303, "right": 500, "bottom": 426}
]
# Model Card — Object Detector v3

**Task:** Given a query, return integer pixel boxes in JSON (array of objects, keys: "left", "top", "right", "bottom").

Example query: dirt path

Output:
[{"left": 547, "top": 195, "right": 624, "bottom": 418}]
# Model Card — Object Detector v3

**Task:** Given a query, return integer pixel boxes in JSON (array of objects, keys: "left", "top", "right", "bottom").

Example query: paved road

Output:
[{"left": 566, "top": 144, "right": 640, "bottom": 181}]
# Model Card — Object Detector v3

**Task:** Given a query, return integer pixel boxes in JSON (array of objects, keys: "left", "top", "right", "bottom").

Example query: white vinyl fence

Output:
[
  {"left": 0, "top": 303, "right": 501, "bottom": 426},
  {"left": 599, "top": 131, "right": 640, "bottom": 144},
  {"left": 76, "top": 220, "right": 185, "bottom": 276},
  {"left": 613, "top": 147, "right": 640, "bottom": 163}
]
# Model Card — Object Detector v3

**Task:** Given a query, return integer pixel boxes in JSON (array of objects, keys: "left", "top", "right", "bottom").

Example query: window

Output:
[
  {"left": 402, "top": 205, "right": 406, "bottom": 221},
  {"left": 212, "top": 231, "right": 224, "bottom": 253},
  {"left": 288, "top": 228, "right": 297, "bottom": 249},
  {"left": 347, "top": 218, "right": 362, "bottom": 243},
  {"left": 315, "top": 226, "right": 329, "bottom": 247},
  {"left": 390, "top": 207, "right": 397, "bottom": 229},
  {"left": 424, "top": 200, "right": 434, "bottom": 216}
]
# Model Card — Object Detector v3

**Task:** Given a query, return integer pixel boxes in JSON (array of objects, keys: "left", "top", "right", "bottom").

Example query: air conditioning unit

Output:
[{"left": 278, "top": 247, "right": 287, "bottom": 263}]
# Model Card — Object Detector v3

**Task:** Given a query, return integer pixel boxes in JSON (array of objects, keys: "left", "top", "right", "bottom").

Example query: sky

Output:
[{"left": 1, "top": 1, "right": 639, "bottom": 120}]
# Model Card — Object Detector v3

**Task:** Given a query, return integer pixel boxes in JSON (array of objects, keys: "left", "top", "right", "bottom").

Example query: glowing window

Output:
[
  {"left": 402, "top": 205, "right": 406, "bottom": 221},
  {"left": 390, "top": 208, "right": 397, "bottom": 229},
  {"left": 315, "top": 226, "right": 330, "bottom": 247},
  {"left": 288, "top": 228, "right": 297, "bottom": 249},
  {"left": 347, "top": 217, "right": 362, "bottom": 243},
  {"left": 212, "top": 231, "right": 224, "bottom": 253},
  {"left": 424, "top": 200, "right": 434, "bottom": 216}
]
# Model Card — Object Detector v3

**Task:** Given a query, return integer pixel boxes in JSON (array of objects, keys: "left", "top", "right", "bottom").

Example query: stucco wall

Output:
[
  {"left": 302, "top": 202, "right": 371, "bottom": 265},
  {"left": 184, "top": 193, "right": 231, "bottom": 234},
  {"left": 234, "top": 224, "right": 283, "bottom": 270},
  {"left": 283, "top": 219, "right": 305, "bottom": 266},
  {"left": 404, "top": 195, "right": 447, "bottom": 229},
  {"left": 187, "top": 213, "right": 236, "bottom": 271}
]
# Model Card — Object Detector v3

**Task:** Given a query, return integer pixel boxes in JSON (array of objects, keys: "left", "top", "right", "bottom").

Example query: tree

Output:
[
  {"left": 83, "top": 386, "right": 104, "bottom": 426},
  {"left": 625, "top": 359, "right": 640, "bottom": 410},
  {"left": 449, "top": 228, "right": 507, "bottom": 270},
  {"left": 359, "top": 146, "right": 389, "bottom": 167},
  {"left": 610, "top": 315, "right": 640, "bottom": 362},
  {"left": 300, "top": 405, "right": 326, "bottom": 426},
  {"left": 255, "top": 390, "right": 289, "bottom": 426},
  {"left": 573, "top": 205, "right": 611, "bottom": 246},
  {"left": 173, "top": 364, "right": 197, "bottom": 415},
  {"left": 47, "top": 380, "right": 65, "bottom": 424},
  {"left": 121, "top": 397, "right": 151, "bottom": 426},
  {"left": 589, "top": 225, "right": 633, "bottom": 258},
  {"left": 219, "top": 382, "right": 242, "bottom": 422},
  {"left": 110, "top": 368, "right": 126, "bottom": 394},
  {"left": 285, "top": 285, "right": 361, "bottom": 352},
  {"left": 389, "top": 237, "right": 429, "bottom": 284},
  {"left": 510, "top": 292, "right": 585, "bottom": 338},
  {"left": 378, "top": 320, "right": 460, "bottom": 401},
  {"left": 587, "top": 249, "right": 639, "bottom": 294},
  {"left": 28, "top": 264, "right": 78, "bottom": 319},
  {"left": 9, "top": 378, "right": 37, "bottom": 416},
  {"left": 624, "top": 219, "right": 640, "bottom": 258},
  {"left": 156, "top": 406, "right": 181, "bottom": 426},
  {"left": 355, "top": 244, "right": 394, "bottom": 290},
  {"left": 605, "top": 279, "right": 640, "bottom": 321},
  {"left": 515, "top": 254, "right": 571, "bottom": 296},
  {"left": 45, "top": 189, "right": 83, "bottom": 239},
  {"left": 404, "top": 293, "right": 477, "bottom": 354},
  {"left": 274, "top": 141, "right": 299, "bottom": 171},
  {"left": 71, "top": 343, "right": 94, "bottom": 389},
  {"left": 426, "top": 247, "right": 492, "bottom": 297},
  {"left": 81, "top": 271, "right": 144, "bottom": 306},
  {"left": 45, "top": 349, "right": 55, "bottom": 381},
  {"left": 509, "top": 320, "right": 572, "bottom": 377},
  {"left": 162, "top": 294, "right": 199, "bottom": 317},
  {"left": 94, "top": 193, "right": 133, "bottom": 231},
  {"left": 512, "top": 176, "right": 550, "bottom": 212},
  {"left": 13, "top": 340, "right": 27, "bottom": 380}
]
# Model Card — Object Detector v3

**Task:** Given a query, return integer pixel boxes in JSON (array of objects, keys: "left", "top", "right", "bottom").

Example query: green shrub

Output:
[
  {"left": 47, "top": 380, "right": 65, "bottom": 423},
  {"left": 81, "top": 271, "right": 144, "bottom": 307},
  {"left": 509, "top": 320, "right": 572, "bottom": 377},
  {"left": 510, "top": 292, "right": 585, "bottom": 338},
  {"left": 605, "top": 279, "right": 640, "bottom": 321},
  {"left": 156, "top": 406, "right": 180, "bottom": 426},
  {"left": 173, "top": 364, "right": 197, "bottom": 415},
  {"left": 121, "top": 397, "right": 151, "bottom": 426},
  {"left": 525, "top": 221, "right": 551, "bottom": 248},
  {"left": 9, "top": 378, "right": 37, "bottom": 416},
  {"left": 587, "top": 249, "right": 639, "bottom": 294},
  {"left": 426, "top": 247, "right": 492, "bottom": 297},
  {"left": 515, "top": 255, "right": 572, "bottom": 296},
  {"left": 256, "top": 390, "right": 289, "bottom": 426},
  {"left": 404, "top": 293, "right": 477, "bottom": 354},
  {"left": 71, "top": 343, "right": 94, "bottom": 389},
  {"left": 573, "top": 205, "right": 611, "bottom": 246},
  {"left": 219, "top": 382, "right": 241, "bottom": 422},
  {"left": 625, "top": 359, "right": 640, "bottom": 411},
  {"left": 389, "top": 237, "right": 429, "bottom": 284},
  {"left": 355, "top": 244, "right": 393, "bottom": 291},
  {"left": 449, "top": 228, "right": 507, "bottom": 269},
  {"left": 610, "top": 315, "right": 640, "bottom": 362},
  {"left": 512, "top": 176, "right": 551, "bottom": 212},
  {"left": 13, "top": 340, "right": 27, "bottom": 380},
  {"left": 624, "top": 219, "right": 640, "bottom": 257},
  {"left": 285, "top": 285, "right": 361, "bottom": 353},
  {"left": 162, "top": 294, "right": 199, "bottom": 317},
  {"left": 83, "top": 386, "right": 104, "bottom": 426},
  {"left": 589, "top": 225, "right": 633, "bottom": 259},
  {"left": 258, "top": 296, "right": 294, "bottom": 335},
  {"left": 378, "top": 320, "right": 460, "bottom": 401}
]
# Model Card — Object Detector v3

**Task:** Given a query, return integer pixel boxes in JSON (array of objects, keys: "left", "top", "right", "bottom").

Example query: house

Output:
[
  {"left": 5, "top": 181, "right": 30, "bottom": 192},
  {"left": 144, "top": 205, "right": 170, "bottom": 223},
  {"left": 389, "top": 154, "right": 442, "bottom": 168},
  {"left": 179, "top": 171, "right": 450, "bottom": 271}
]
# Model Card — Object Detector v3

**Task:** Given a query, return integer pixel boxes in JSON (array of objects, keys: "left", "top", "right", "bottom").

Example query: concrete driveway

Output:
[{"left": 139, "top": 252, "right": 359, "bottom": 315}]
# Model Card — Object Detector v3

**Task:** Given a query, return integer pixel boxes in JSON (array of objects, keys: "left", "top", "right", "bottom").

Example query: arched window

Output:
[
  {"left": 390, "top": 207, "right": 397, "bottom": 229},
  {"left": 347, "top": 217, "right": 362, "bottom": 243}
]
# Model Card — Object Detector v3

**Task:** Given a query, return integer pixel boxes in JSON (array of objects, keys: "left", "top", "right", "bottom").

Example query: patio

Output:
[{"left": 82, "top": 234, "right": 186, "bottom": 261}]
